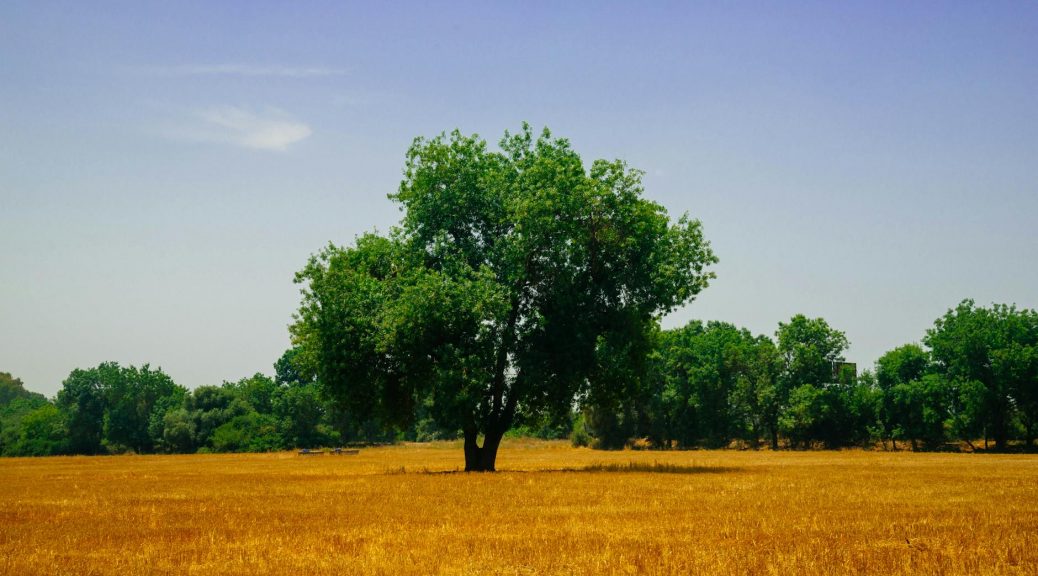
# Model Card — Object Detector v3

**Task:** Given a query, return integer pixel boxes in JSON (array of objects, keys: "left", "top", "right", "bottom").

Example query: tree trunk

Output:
[
  {"left": 993, "top": 408, "right": 1008, "bottom": 451},
  {"left": 463, "top": 426, "right": 506, "bottom": 472},
  {"left": 770, "top": 428, "right": 779, "bottom": 451}
]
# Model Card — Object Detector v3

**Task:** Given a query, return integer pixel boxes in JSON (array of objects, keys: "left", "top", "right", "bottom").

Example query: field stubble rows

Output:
[{"left": 1, "top": 440, "right": 1035, "bottom": 575}]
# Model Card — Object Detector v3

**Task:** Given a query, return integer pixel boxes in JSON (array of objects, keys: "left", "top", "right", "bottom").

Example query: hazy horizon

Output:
[{"left": 2, "top": 2, "right": 1036, "bottom": 396}]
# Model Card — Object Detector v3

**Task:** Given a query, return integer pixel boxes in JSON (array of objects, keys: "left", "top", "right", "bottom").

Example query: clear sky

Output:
[{"left": 2, "top": 2, "right": 1036, "bottom": 396}]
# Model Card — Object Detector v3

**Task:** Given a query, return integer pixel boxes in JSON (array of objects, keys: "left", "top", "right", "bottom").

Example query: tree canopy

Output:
[{"left": 292, "top": 125, "right": 717, "bottom": 470}]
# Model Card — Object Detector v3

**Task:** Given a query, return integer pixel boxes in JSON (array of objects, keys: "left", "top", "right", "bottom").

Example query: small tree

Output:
[{"left": 292, "top": 125, "right": 717, "bottom": 471}]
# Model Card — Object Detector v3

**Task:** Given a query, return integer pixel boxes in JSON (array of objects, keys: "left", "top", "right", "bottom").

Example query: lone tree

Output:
[{"left": 292, "top": 125, "right": 717, "bottom": 470}]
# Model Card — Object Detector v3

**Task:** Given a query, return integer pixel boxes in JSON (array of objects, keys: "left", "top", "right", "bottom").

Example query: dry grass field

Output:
[{"left": 1, "top": 441, "right": 1036, "bottom": 575}]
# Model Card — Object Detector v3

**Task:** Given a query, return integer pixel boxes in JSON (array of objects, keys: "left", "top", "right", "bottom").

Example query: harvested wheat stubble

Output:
[{"left": 1, "top": 440, "right": 1036, "bottom": 575}]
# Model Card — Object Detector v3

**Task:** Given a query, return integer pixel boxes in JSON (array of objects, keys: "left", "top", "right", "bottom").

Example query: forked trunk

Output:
[{"left": 464, "top": 427, "right": 505, "bottom": 472}]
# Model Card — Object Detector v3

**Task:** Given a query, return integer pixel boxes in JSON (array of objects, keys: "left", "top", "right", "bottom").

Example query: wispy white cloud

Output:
[
  {"left": 166, "top": 106, "right": 312, "bottom": 151},
  {"left": 144, "top": 64, "right": 346, "bottom": 78}
]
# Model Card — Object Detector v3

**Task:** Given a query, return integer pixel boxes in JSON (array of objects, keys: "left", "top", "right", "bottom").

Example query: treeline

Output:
[
  {"left": 0, "top": 350, "right": 455, "bottom": 457},
  {"left": 576, "top": 299, "right": 1038, "bottom": 451},
  {"left": 2, "top": 299, "right": 1035, "bottom": 456}
]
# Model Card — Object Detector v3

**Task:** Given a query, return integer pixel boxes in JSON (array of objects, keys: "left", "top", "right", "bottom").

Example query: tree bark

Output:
[
  {"left": 463, "top": 426, "right": 506, "bottom": 472},
  {"left": 463, "top": 427, "right": 480, "bottom": 471}
]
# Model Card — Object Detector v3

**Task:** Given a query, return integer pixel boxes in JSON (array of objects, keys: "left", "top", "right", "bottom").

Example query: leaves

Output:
[{"left": 292, "top": 125, "right": 717, "bottom": 449}]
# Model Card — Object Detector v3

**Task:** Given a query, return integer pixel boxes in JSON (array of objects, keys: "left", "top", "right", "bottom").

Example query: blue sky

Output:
[{"left": 2, "top": 2, "right": 1036, "bottom": 396}]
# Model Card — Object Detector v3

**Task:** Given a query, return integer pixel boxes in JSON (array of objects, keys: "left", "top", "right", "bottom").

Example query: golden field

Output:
[{"left": 1, "top": 441, "right": 1036, "bottom": 575}]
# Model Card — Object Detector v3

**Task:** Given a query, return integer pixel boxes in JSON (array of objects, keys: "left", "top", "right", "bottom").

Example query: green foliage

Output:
[
  {"left": 56, "top": 367, "right": 109, "bottom": 454},
  {"left": 227, "top": 373, "right": 279, "bottom": 414},
  {"left": 292, "top": 125, "right": 717, "bottom": 470},
  {"left": 582, "top": 403, "right": 639, "bottom": 450},
  {"left": 776, "top": 315, "right": 849, "bottom": 392},
  {"left": 0, "top": 372, "right": 46, "bottom": 407},
  {"left": 887, "top": 374, "right": 950, "bottom": 449},
  {"left": 160, "top": 408, "right": 198, "bottom": 453},
  {"left": 210, "top": 412, "right": 281, "bottom": 453},
  {"left": 11, "top": 404, "right": 67, "bottom": 456},
  {"left": 103, "top": 364, "right": 184, "bottom": 453},
  {"left": 273, "top": 381, "right": 337, "bottom": 448},
  {"left": 569, "top": 412, "right": 591, "bottom": 447},
  {"left": 773, "top": 315, "right": 852, "bottom": 447},
  {"left": 876, "top": 344, "right": 930, "bottom": 390},
  {"left": 653, "top": 321, "right": 777, "bottom": 447},
  {"left": 925, "top": 300, "right": 1038, "bottom": 449},
  {"left": 1, "top": 375, "right": 51, "bottom": 456},
  {"left": 52, "top": 363, "right": 185, "bottom": 454}
]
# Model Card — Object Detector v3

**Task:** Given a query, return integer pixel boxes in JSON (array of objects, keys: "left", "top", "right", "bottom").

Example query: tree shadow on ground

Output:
[
  {"left": 387, "top": 461, "right": 741, "bottom": 475},
  {"left": 559, "top": 461, "right": 740, "bottom": 474}
]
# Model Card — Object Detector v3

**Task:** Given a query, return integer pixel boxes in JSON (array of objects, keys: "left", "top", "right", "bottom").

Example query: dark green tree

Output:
[
  {"left": 875, "top": 344, "right": 935, "bottom": 448},
  {"left": 273, "top": 381, "right": 335, "bottom": 448},
  {"left": 292, "top": 125, "right": 717, "bottom": 471},
  {"left": 774, "top": 315, "right": 850, "bottom": 448},
  {"left": 12, "top": 404, "right": 68, "bottom": 456},
  {"left": 0, "top": 373, "right": 50, "bottom": 456},
  {"left": 101, "top": 363, "right": 183, "bottom": 453},
  {"left": 886, "top": 374, "right": 950, "bottom": 450},
  {"left": 226, "top": 373, "right": 279, "bottom": 414},
  {"left": 654, "top": 321, "right": 776, "bottom": 447},
  {"left": 210, "top": 412, "right": 281, "bottom": 453},
  {"left": 925, "top": 300, "right": 1038, "bottom": 450},
  {"left": 56, "top": 367, "right": 108, "bottom": 454}
]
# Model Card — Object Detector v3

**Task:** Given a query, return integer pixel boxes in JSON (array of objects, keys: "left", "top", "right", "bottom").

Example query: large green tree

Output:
[{"left": 292, "top": 125, "right": 717, "bottom": 470}]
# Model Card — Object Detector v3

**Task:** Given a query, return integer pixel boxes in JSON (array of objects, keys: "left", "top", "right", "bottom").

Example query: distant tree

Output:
[
  {"left": 779, "top": 384, "right": 830, "bottom": 448},
  {"left": 292, "top": 125, "right": 717, "bottom": 471},
  {"left": 273, "top": 381, "right": 335, "bottom": 448},
  {"left": 925, "top": 300, "right": 1038, "bottom": 450},
  {"left": 776, "top": 315, "right": 849, "bottom": 391},
  {"left": 12, "top": 404, "right": 67, "bottom": 456},
  {"left": 177, "top": 385, "right": 250, "bottom": 451},
  {"left": 148, "top": 386, "right": 188, "bottom": 453},
  {"left": 886, "top": 374, "right": 950, "bottom": 450},
  {"left": 875, "top": 344, "right": 937, "bottom": 449},
  {"left": 0, "top": 372, "right": 46, "bottom": 407},
  {"left": 210, "top": 412, "right": 281, "bottom": 453},
  {"left": 843, "top": 370, "right": 884, "bottom": 446},
  {"left": 227, "top": 373, "right": 279, "bottom": 414},
  {"left": 0, "top": 374, "right": 50, "bottom": 456},
  {"left": 160, "top": 408, "right": 198, "bottom": 453},
  {"left": 741, "top": 337, "right": 784, "bottom": 450},
  {"left": 774, "top": 315, "right": 850, "bottom": 448},
  {"left": 56, "top": 368, "right": 108, "bottom": 454},
  {"left": 275, "top": 346, "right": 394, "bottom": 445},
  {"left": 876, "top": 344, "right": 930, "bottom": 390},
  {"left": 654, "top": 321, "right": 776, "bottom": 447},
  {"left": 101, "top": 363, "right": 184, "bottom": 453}
]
